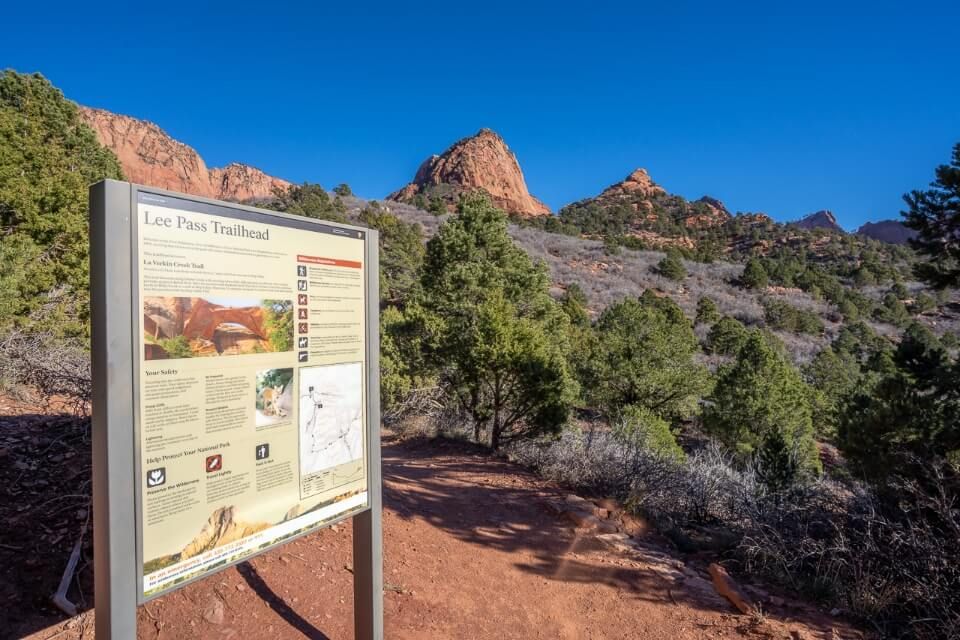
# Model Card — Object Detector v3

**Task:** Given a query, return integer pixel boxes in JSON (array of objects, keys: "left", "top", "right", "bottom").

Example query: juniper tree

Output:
[
  {"left": 586, "top": 295, "right": 710, "bottom": 422},
  {"left": 420, "top": 193, "right": 577, "bottom": 449},
  {"left": 704, "top": 331, "right": 821, "bottom": 472},
  {"left": 741, "top": 257, "right": 769, "bottom": 289},
  {"left": 0, "top": 70, "right": 124, "bottom": 337},
  {"left": 695, "top": 296, "right": 721, "bottom": 326}
]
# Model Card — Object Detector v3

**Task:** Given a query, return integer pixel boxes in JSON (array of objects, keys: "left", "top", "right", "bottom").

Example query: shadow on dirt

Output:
[
  {"left": 381, "top": 435, "right": 728, "bottom": 614},
  {"left": 237, "top": 562, "right": 332, "bottom": 640},
  {"left": 0, "top": 412, "right": 93, "bottom": 639}
]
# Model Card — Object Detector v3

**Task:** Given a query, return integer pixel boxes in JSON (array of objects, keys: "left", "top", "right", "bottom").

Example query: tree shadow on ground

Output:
[
  {"left": 0, "top": 412, "right": 93, "bottom": 639},
  {"left": 380, "top": 436, "right": 731, "bottom": 614}
]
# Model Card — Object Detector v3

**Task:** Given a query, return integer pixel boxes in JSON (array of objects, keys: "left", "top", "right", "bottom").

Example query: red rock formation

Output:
[
  {"left": 143, "top": 296, "right": 194, "bottom": 339},
  {"left": 686, "top": 196, "right": 732, "bottom": 228},
  {"left": 181, "top": 301, "right": 267, "bottom": 342},
  {"left": 599, "top": 168, "right": 666, "bottom": 200},
  {"left": 143, "top": 297, "right": 272, "bottom": 357},
  {"left": 789, "top": 210, "right": 845, "bottom": 233},
  {"left": 388, "top": 128, "right": 550, "bottom": 217},
  {"left": 79, "top": 106, "right": 289, "bottom": 201}
]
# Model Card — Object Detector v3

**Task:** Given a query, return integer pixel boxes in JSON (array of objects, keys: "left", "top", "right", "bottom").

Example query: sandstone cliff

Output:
[
  {"left": 78, "top": 106, "right": 290, "bottom": 201},
  {"left": 388, "top": 128, "right": 550, "bottom": 217}
]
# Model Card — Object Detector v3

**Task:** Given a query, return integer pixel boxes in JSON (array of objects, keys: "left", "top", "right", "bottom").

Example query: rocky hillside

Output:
[
  {"left": 857, "top": 219, "right": 918, "bottom": 245},
  {"left": 555, "top": 167, "right": 768, "bottom": 253},
  {"left": 78, "top": 106, "right": 289, "bottom": 201},
  {"left": 789, "top": 210, "right": 844, "bottom": 233},
  {"left": 388, "top": 128, "right": 550, "bottom": 217}
]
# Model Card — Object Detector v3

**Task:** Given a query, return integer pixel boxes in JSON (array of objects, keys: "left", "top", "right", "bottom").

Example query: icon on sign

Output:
[
  {"left": 255, "top": 443, "right": 270, "bottom": 461},
  {"left": 146, "top": 467, "right": 166, "bottom": 487},
  {"left": 298, "top": 322, "right": 308, "bottom": 334},
  {"left": 298, "top": 294, "right": 308, "bottom": 305},
  {"left": 297, "top": 265, "right": 307, "bottom": 277},
  {"left": 298, "top": 351, "right": 309, "bottom": 363},
  {"left": 297, "top": 280, "right": 308, "bottom": 291},
  {"left": 298, "top": 308, "right": 308, "bottom": 320},
  {"left": 298, "top": 337, "right": 309, "bottom": 349},
  {"left": 205, "top": 455, "right": 223, "bottom": 473}
]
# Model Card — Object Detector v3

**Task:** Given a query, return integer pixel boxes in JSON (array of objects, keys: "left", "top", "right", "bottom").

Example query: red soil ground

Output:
[{"left": 1, "top": 401, "right": 860, "bottom": 639}]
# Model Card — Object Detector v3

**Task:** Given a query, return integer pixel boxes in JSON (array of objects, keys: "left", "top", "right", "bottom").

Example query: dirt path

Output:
[{"left": 16, "top": 432, "right": 858, "bottom": 640}]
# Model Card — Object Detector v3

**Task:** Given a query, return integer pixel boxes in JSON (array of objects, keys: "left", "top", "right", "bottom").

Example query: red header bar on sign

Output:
[{"left": 297, "top": 255, "right": 362, "bottom": 269}]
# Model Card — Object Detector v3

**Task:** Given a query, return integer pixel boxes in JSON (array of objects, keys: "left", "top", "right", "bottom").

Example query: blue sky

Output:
[{"left": 4, "top": 1, "right": 959, "bottom": 229}]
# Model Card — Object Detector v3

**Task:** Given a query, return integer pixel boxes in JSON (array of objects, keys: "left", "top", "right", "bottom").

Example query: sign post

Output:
[{"left": 90, "top": 180, "right": 382, "bottom": 639}]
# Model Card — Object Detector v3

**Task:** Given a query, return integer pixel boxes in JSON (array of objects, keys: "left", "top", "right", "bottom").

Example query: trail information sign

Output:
[{"left": 90, "top": 181, "right": 382, "bottom": 639}]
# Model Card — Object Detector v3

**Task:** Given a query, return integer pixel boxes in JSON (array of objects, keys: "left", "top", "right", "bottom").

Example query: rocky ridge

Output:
[
  {"left": 598, "top": 168, "right": 667, "bottom": 200},
  {"left": 388, "top": 128, "right": 550, "bottom": 217},
  {"left": 789, "top": 209, "right": 845, "bottom": 233},
  {"left": 857, "top": 219, "right": 917, "bottom": 245},
  {"left": 80, "top": 104, "right": 911, "bottom": 247},
  {"left": 78, "top": 106, "right": 289, "bottom": 201}
]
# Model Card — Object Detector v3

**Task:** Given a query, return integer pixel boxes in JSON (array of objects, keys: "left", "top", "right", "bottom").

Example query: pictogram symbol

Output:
[
  {"left": 146, "top": 467, "right": 166, "bottom": 487},
  {"left": 205, "top": 454, "right": 222, "bottom": 473}
]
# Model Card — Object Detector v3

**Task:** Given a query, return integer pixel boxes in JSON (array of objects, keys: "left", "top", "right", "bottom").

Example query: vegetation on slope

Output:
[{"left": 0, "top": 70, "right": 124, "bottom": 338}]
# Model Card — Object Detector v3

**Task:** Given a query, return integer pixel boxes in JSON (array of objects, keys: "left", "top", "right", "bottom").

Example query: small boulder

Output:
[
  {"left": 594, "top": 498, "right": 620, "bottom": 512},
  {"left": 202, "top": 597, "right": 225, "bottom": 625},
  {"left": 708, "top": 563, "right": 753, "bottom": 615}
]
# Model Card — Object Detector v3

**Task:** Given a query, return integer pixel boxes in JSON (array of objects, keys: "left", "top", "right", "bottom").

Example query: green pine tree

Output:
[
  {"left": 903, "top": 142, "right": 960, "bottom": 289},
  {"left": 704, "top": 331, "right": 821, "bottom": 472},
  {"left": 657, "top": 248, "right": 687, "bottom": 280},
  {"left": 695, "top": 296, "right": 721, "bottom": 326},
  {"left": 741, "top": 258, "right": 769, "bottom": 289},
  {"left": 420, "top": 193, "right": 577, "bottom": 449},
  {"left": 587, "top": 296, "right": 711, "bottom": 421},
  {"left": 0, "top": 70, "right": 124, "bottom": 337}
]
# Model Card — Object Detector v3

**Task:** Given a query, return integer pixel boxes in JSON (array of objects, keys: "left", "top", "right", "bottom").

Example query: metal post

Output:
[
  {"left": 90, "top": 180, "right": 138, "bottom": 639},
  {"left": 354, "top": 230, "right": 383, "bottom": 640}
]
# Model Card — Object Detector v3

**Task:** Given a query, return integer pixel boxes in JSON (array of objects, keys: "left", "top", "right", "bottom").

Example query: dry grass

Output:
[{"left": 510, "top": 428, "right": 960, "bottom": 639}]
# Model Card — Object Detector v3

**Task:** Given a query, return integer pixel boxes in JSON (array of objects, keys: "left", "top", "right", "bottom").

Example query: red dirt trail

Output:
[{"left": 14, "top": 431, "right": 859, "bottom": 640}]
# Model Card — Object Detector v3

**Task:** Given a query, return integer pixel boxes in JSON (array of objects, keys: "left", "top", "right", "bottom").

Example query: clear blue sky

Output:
[{"left": 4, "top": 1, "right": 959, "bottom": 229}]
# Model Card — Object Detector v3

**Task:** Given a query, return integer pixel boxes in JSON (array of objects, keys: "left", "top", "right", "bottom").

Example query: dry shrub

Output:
[
  {"left": 511, "top": 429, "right": 960, "bottom": 639},
  {"left": 0, "top": 331, "right": 90, "bottom": 415}
]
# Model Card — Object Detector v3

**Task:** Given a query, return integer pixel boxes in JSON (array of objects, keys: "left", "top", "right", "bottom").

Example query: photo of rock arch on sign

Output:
[
  {"left": 142, "top": 296, "right": 294, "bottom": 359},
  {"left": 298, "top": 362, "right": 363, "bottom": 475}
]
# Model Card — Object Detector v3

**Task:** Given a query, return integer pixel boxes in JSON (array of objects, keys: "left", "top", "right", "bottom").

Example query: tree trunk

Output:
[{"left": 490, "top": 377, "right": 502, "bottom": 450}]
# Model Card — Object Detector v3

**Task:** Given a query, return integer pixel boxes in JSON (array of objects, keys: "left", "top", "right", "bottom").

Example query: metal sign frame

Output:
[{"left": 90, "top": 180, "right": 383, "bottom": 639}]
